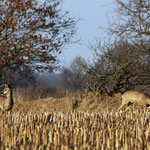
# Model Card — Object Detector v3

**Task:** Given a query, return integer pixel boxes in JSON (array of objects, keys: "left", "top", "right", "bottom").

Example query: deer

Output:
[
  {"left": 117, "top": 90, "right": 150, "bottom": 113},
  {"left": 0, "top": 84, "right": 13, "bottom": 119}
]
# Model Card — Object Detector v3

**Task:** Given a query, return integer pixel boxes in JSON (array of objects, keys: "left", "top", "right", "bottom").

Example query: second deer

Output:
[{"left": 118, "top": 90, "right": 150, "bottom": 112}]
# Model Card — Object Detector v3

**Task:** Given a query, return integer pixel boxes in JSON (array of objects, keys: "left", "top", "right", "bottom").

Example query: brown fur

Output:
[
  {"left": 0, "top": 84, "right": 13, "bottom": 112},
  {"left": 118, "top": 90, "right": 150, "bottom": 112}
]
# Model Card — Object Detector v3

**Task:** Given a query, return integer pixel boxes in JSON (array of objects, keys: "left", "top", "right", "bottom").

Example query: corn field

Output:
[{"left": 0, "top": 108, "right": 150, "bottom": 150}]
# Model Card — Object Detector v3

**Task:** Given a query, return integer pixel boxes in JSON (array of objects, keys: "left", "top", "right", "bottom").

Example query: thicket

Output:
[{"left": 82, "top": 0, "right": 150, "bottom": 98}]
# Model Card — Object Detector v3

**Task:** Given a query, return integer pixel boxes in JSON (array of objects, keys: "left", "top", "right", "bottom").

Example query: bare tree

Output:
[
  {"left": 82, "top": 0, "right": 150, "bottom": 98},
  {"left": 59, "top": 57, "right": 87, "bottom": 92},
  {"left": 109, "top": 0, "right": 150, "bottom": 52},
  {"left": 82, "top": 40, "right": 150, "bottom": 97}
]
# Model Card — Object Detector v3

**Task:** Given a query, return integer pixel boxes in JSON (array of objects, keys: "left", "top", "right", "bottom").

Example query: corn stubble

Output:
[{"left": 0, "top": 108, "right": 150, "bottom": 149}]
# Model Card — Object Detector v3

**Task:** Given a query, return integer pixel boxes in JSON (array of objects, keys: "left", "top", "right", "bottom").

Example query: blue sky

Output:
[{"left": 59, "top": 0, "right": 115, "bottom": 67}]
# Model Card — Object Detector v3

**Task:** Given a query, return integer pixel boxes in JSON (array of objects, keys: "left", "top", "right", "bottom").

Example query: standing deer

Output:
[
  {"left": 118, "top": 90, "right": 150, "bottom": 112},
  {"left": 0, "top": 84, "right": 13, "bottom": 118}
]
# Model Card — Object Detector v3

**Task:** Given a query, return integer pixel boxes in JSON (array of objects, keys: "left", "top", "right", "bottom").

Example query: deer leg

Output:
[
  {"left": 117, "top": 104, "right": 126, "bottom": 117},
  {"left": 124, "top": 103, "right": 133, "bottom": 112},
  {"left": 0, "top": 111, "right": 2, "bottom": 120},
  {"left": 117, "top": 104, "right": 125, "bottom": 113},
  {"left": 117, "top": 102, "right": 130, "bottom": 112},
  {"left": 117, "top": 102, "right": 133, "bottom": 114}
]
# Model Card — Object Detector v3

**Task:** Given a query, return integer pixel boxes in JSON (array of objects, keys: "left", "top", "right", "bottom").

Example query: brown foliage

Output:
[{"left": 0, "top": 0, "right": 76, "bottom": 75}]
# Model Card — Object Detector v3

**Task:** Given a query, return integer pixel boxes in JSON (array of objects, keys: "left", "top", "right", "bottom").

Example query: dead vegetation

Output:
[
  {"left": 11, "top": 90, "right": 122, "bottom": 114},
  {"left": 1, "top": 108, "right": 150, "bottom": 149}
]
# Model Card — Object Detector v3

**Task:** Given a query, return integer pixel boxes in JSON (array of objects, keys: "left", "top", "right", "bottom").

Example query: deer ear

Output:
[{"left": 5, "top": 84, "right": 10, "bottom": 88}]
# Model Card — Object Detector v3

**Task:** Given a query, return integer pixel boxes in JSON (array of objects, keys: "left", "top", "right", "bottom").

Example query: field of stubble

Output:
[
  {"left": 0, "top": 109, "right": 150, "bottom": 149},
  {"left": 0, "top": 96, "right": 150, "bottom": 149}
]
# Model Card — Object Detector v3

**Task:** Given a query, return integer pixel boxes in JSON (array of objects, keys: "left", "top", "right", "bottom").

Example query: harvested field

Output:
[
  {"left": 0, "top": 95, "right": 149, "bottom": 149},
  {"left": 0, "top": 109, "right": 150, "bottom": 149}
]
